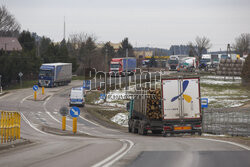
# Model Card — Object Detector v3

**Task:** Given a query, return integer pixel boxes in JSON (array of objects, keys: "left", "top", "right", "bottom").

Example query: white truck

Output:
[
  {"left": 69, "top": 87, "right": 85, "bottom": 107},
  {"left": 162, "top": 77, "right": 201, "bottom": 136},
  {"left": 38, "top": 63, "right": 72, "bottom": 87},
  {"left": 127, "top": 77, "right": 202, "bottom": 136}
]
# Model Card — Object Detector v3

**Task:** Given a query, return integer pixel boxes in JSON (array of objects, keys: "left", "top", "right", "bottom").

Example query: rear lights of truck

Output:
[
  {"left": 163, "top": 126, "right": 172, "bottom": 131},
  {"left": 193, "top": 124, "right": 202, "bottom": 129}
]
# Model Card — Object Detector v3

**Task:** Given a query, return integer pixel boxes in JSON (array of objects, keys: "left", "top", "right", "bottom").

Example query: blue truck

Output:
[
  {"left": 110, "top": 58, "right": 136, "bottom": 76},
  {"left": 38, "top": 63, "right": 72, "bottom": 87}
]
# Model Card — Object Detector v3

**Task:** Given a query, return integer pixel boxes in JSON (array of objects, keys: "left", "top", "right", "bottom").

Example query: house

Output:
[{"left": 0, "top": 37, "right": 22, "bottom": 51}]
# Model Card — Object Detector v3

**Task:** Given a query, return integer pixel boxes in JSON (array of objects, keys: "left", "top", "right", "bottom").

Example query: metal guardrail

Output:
[
  {"left": 0, "top": 111, "right": 21, "bottom": 143},
  {"left": 202, "top": 108, "right": 250, "bottom": 136}
]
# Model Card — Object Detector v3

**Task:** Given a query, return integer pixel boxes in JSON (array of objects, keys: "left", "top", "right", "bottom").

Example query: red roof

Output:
[{"left": 0, "top": 37, "right": 22, "bottom": 51}]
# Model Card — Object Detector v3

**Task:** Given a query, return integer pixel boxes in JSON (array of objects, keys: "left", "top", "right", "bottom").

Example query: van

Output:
[{"left": 69, "top": 87, "right": 85, "bottom": 107}]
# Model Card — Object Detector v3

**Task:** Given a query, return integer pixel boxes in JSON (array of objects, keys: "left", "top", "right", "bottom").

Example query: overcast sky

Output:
[{"left": 2, "top": 0, "right": 250, "bottom": 51}]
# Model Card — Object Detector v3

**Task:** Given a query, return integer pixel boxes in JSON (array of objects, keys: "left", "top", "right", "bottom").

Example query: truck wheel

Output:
[
  {"left": 138, "top": 122, "right": 147, "bottom": 135},
  {"left": 132, "top": 121, "right": 138, "bottom": 134},
  {"left": 128, "top": 126, "right": 132, "bottom": 133}
]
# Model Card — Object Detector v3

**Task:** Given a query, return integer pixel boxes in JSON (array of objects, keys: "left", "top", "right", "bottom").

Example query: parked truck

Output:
[
  {"left": 38, "top": 63, "right": 72, "bottom": 87},
  {"left": 127, "top": 77, "right": 202, "bottom": 136},
  {"left": 110, "top": 58, "right": 136, "bottom": 76}
]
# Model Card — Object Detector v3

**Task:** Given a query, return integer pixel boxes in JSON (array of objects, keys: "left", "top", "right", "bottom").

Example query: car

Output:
[{"left": 69, "top": 87, "right": 85, "bottom": 107}]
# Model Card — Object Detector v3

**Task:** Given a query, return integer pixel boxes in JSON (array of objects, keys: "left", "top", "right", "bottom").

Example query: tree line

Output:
[{"left": 0, "top": 5, "right": 249, "bottom": 87}]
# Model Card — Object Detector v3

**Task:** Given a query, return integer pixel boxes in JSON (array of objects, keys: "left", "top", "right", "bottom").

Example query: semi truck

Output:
[
  {"left": 179, "top": 57, "right": 196, "bottom": 72},
  {"left": 110, "top": 58, "right": 136, "bottom": 76},
  {"left": 168, "top": 56, "right": 179, "bottom": 70},
  {"left": 38, "top": 63, "right": 72, "bottom": 87},
  {"left": 127, "top": 77, "right": 202, "bottom": 136}
]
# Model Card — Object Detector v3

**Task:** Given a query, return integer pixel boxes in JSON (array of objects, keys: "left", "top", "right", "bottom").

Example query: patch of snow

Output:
[
  {"left": 201, "top": 76, "right": 241, "bottom": 80},
  {"left": 202, "top": 133, "right": 226, "bottom": 137},
  {"left": 111, "top": 112, "right": 128, "bottom": 127},
  {"left": 200, "top": 79, "right": 241, "bottom": 85}
]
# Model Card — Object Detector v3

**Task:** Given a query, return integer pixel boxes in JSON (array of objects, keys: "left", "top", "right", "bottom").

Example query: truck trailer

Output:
[
  {"left": 110, "top": 58, "right": 136, "bottom": 76},
  {"left": 127, "top": 77, "right": 202, "bottom": 136},
  {"left": 38, "top": 63, "right": 72, "bottom": 87}
]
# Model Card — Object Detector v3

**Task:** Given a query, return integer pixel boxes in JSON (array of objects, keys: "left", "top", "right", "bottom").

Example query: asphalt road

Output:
[{"left": 0, "top": 76, "right": 249, "bottom": 167}]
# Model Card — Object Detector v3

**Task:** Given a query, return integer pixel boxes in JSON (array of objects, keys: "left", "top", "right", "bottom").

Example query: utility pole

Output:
[
  {"left": 104, "top": 48, "right": 108, "bottom": 102},
  {"left": 125, "top": 48, "right": 128, "bottom": 93}
]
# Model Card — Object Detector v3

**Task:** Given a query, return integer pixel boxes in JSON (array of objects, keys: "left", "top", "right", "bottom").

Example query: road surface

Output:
[{"left": 0, "top": 77, "right": 249, "bottom": 167}]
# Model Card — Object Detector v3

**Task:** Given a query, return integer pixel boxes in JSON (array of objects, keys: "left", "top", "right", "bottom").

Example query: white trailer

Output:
[{"left": 162, "top": 77, "right": 202, "bottom": 136}]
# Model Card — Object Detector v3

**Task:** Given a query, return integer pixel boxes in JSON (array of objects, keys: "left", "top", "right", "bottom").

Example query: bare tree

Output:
[
  {"left": 233, "top": 33, "right": 250, "bottom": 56},
  {"left": 188, "top": 36, "right": 212, "bottom": 63},
  {"left": 0, "top": 5, "right": 20, "bottom": 36}
]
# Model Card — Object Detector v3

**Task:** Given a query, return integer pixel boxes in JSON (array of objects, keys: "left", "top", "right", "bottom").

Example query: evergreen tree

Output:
[{"left": 117, "top": 38, "right": 133, "bottom": 57}]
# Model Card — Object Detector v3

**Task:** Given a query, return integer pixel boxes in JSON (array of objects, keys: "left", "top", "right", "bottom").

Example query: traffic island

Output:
[
  {"left": 0, "top": 138, "right": 32, "bottom": 151},
  {"left": 41, "top": 126, "right": 94, "bottom": 137},
  {"left": 27, "top": 94, "right": 50, "bottom": 101}
]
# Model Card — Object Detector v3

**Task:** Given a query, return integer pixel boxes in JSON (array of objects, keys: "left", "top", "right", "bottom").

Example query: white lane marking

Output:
[
  {"left": 92, "top": 139, "right": 134, "bottom": 167},
  {"left": 79, "top": 115, "right": 119, "bottom": 133},
  {"left": 79, "top": 115, "right": 100, "bottom": 127},
  {"left": 43, "top": 96, "right": 92, "bottom": 136},
  {"left": 20, "top": 112, "right": 50, "bottom": 135},
  {"left": 20, "top": 95, "right": 33, "bottom": 104},
  {"left": 0, "top": 93, "right": 11, "bottom": 99},
  {"left": 197, "top": 138, "right": 250, "bottom": 151}
]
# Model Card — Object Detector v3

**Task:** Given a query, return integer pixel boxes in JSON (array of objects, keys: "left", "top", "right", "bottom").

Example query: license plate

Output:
[{"left": 174, "top": 126, "right": 191, "bottom": 131}]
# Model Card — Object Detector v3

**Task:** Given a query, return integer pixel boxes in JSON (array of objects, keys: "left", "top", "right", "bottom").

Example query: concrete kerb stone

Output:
[{"left": 0, "top": 138, "right": 32, "bottom": 151}]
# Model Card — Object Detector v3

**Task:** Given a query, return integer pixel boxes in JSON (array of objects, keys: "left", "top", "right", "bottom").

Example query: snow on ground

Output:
[
  {"left": 201, "top": 75, "right": 241, "bottom": 80},
  {"left": 200, "top": 79, "right": 241, "bottom": 85},
  {"left": 95, "top": 85, "right": 137, "bottom": 108},
  {"left": 200, "top": 76, "right": 250, "bottom": 108},
  {"left": 111, "top": 112, "right": 128, "bottom": 127}
]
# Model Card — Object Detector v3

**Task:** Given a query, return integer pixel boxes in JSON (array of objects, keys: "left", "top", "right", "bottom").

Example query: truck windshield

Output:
[
  {"left": 39, "top": 70, "right": 53, "bottom": 77},
  {"left": 110, "top": 64, "right": 120, "bottom": 68},
  {"left": 201, "top": 58, "right": 210, "bottom": 63},
  {"left": 168, "top": 60, "right": 178, "bottom": 64}
]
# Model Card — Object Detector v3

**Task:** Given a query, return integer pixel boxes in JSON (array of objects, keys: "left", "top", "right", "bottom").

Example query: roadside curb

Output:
[
  {"left": 41, "top": 125, "right": 95, "bottom": 137},
  {"left": 0, "top": 138, "right": 32, "bottom": 151},
  {"left": 0, "top": 92, "right": 8, "bottom": 97},
  {"left": 27, "top": 94, "right": 51, "bottom": 101}
]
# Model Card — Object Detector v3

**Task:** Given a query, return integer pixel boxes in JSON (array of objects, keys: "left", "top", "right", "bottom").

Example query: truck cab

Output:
[
  {"left": 38, "top": 65, "right": 55, "bottom": 87},
  {"left": 69, "top": 87, "right": 85, "bottom": 107}
]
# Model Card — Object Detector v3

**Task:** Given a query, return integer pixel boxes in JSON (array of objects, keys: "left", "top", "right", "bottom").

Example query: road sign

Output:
[
  {"left": 83, "top": 80, "right": 91, "bottom": 90},
  {"left": 100, "top": 94, "right": 106, "bottom": 100},
  {"left": 70, "top": 107, "right": 80, "bottom": 117},
  {"left": 59, "top": 106, "right": 69, "bottom": 116},
  {"left": 33, "top": 85, "right": 39, "bottom": 91},
  {"left": 18, "top": 72, "right": 23, "bottom": 78},
  {"left": 201, "top": 98, "right": 208, "bottom": 108}
]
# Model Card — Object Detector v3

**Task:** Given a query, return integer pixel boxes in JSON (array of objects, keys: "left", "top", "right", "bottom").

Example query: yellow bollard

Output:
[
  {"left": 34, "top": 91, "right": 37, "bottom": 100},
  {"left": 42, "top": 86, "right": 45, "bottom": 95},
  {"left": 18, "top": 113, "right": 20, "bottom": 139},
  {"left": 62, "top": 116, "right": 66, "bottom": 131},
  {"left": 1, "top": 111, "right": 3, "bottom": 143},
  {"left": 73, "top": 118, "right": 77, "bottom": 133},
  {"left": 3, "top": 112, "right": 6, "bottom": 143},
  {"left": 11, "top": 113, "right": 14, "bottom": 141},
  {"left": 6, "top": 113, "right": 9, "bottom": 142},
  {"left": 15, "top": 112, "right": 18, "bottom": 140}
]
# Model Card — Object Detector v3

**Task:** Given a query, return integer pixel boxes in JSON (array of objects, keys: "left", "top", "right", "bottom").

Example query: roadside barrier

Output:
[
  {"left": 203, "top": 108, "right": 250, "bottom": 136},
  {"left": 0, "top": 111, "right": 21, "bottom": 143}
]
